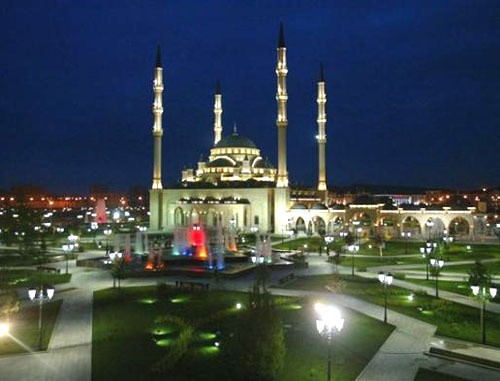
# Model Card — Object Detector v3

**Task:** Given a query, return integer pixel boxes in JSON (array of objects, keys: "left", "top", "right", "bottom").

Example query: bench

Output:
[
  {"left": 278, "top": 273, "right": 295, "bottom": 285},
  {"left": 175, "top": 280, "right": 209, "bottom": 291},
  {"left": 37, "top": 266, "right": 61, "bottom": 274}
]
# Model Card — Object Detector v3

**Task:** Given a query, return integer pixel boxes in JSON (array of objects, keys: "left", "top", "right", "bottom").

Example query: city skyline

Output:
[{"left": 1, "top": 1, "right": 499, "bottom": 193}]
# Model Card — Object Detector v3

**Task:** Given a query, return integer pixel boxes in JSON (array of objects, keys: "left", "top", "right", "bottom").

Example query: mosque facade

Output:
[{"left": 149, "top": 25, "right": 478, "bottom": 240}]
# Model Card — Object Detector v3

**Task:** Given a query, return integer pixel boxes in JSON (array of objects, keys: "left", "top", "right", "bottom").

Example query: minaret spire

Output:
[
  {"left": 213, "top": 80, "right": 223, "bottom": 145},
  {"left": 316, "top": 63, "right": 327, "bottom": 193},
  {"left": 276, "top": 23, "right": 289, "bottom": 188},
  {"left": 155, "top": 45, "right": 162, "bottom": 68},
  {"left": 152, "top": 46, "right": 164, "bottom": 190}
]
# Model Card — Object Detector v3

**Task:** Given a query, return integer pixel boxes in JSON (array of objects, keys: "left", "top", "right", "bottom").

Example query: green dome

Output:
[{"left": 215, "top": 132, "right": 257, "bottom": 149}]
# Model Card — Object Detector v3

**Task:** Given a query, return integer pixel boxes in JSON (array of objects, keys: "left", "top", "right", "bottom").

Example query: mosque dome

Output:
[
  {"left": 214, "top": 132, "right": 257, "bottom": 149},
  {"left": 207, "top": 158, "right": 236, "bottom": 167}
]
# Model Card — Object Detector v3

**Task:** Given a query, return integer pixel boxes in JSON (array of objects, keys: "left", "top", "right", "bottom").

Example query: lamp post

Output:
[
  {"left": 62, "top": 244, "right": 71, "bottom": 274},
  {"left": 470, "top": 285, "right": 497, "bottom": 344},
  {"left": 104, "top": 228, "right": 112, "bottom": 255},
  {"left": 429, "top": 258, "right": 444, "bottom": 298},
  {"left": 348, "top": 244, "right": 359, "bottom": 277},
  {"left": 419, "top": 246, "right": 432, "bottom": 280},
  {"left": 28, "top": 285, "right": 55, "bottom": 350},
  {"left": 315, "top": 303, "right": 344, "bottom": 381},
  {"left": 402, "top": 231, "right": 411, "bottom": 254},
  {"left": 426, "top": 220, "right": 434, "bottom": 240},
  {"left": 378, "top": 272, "right": 393, "bottom": 323}
]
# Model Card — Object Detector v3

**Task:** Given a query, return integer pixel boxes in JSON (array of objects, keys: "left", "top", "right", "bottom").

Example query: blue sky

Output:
[{"left": 0, "top": 0, "right": 499, "bottom": 193}]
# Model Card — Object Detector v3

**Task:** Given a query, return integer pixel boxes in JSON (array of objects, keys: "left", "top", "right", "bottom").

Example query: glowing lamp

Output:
[
  {"left": 314, "top": 303, "right": 344, "bottom": 336},
  {"left": 46, "top": 287, "right": 55, "bottom": 300},
  {"left": 28, "top": 287, "right": 37, "bottom": 301},
  {"left": 0, "top": 322, "right": 9, "bottom": 337}
]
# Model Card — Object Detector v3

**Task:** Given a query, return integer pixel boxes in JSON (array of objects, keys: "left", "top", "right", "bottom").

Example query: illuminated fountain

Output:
[
  {"left": 123, "top": 234, "right": 132, "bottom": 261},
  {"left": 212, "top": 225, "right": 225, "bottom": 270},
  {"left": 145, "top": 241, "right": 165, "bottom": 271},
  {"left": 253, "top": 234, "right": 273, "bottom": 264},
  {"left": 225, "top": 223, "right": 238, "bottom": 252},
  {"left": 172, "top": 227, "right": 186, "bottom": 256},
  {"left": 186, "top": 223, "right": 209, "bottom": 259}
]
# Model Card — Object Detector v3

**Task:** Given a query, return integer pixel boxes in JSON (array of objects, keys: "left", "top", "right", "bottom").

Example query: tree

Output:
[
  {"left": 222, "top": 286, "right": 286, "bottom": 381},
  {"left": 110, "top": 257, "right": 127, "bottom": 288},
  {"left": 468, "top": 261, "right": 491, "bottom": 289},
  {"left": 0, "top": 291, "right": 20, "bottom": 323},
  {"left": 344, "top": 232, "right": 354, "bottom": 246},
  {"left": 373, "top": 233, "right": 385, "bottom": 257}
]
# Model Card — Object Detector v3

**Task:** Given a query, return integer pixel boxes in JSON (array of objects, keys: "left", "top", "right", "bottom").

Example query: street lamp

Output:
[
  {"left": 62, "top": 244, "right": 71, "bottom": 274},
  {"left": 378, "top": 272, "right": 393, "bottom": 323},
  {"left": 28, "top": 285, "right": 55, "bottom": 350},
  {"left": 429, "top": 258, "right": 444, "bottom": 298},
  {"left": 0, "top": 322, "right": 9, "bottom": 337},
  {"left": 470, "top": 285, "right": 497, "bottom": 344},
  {"left": 426, "top": 220, "right": 434, "bottom": 240},
  {"left": 402, "top": 231, "right": 411, "bottom": 254},
  {"left": 348, "top": 244, "right": 359, "bottom": 277},
  {"left": 315, "top": 303, "right": 344, "bottom": 381},
  {"left": 419, "top": 246, "right": 432, "bottom": 280},
  {"left": 103, "top": 229, "right": 112, "bottom": 255}
]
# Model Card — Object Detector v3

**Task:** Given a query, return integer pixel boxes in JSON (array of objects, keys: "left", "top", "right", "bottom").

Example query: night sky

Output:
[{"left": 1, "top": 0, "right": 499, "bottom": 194}]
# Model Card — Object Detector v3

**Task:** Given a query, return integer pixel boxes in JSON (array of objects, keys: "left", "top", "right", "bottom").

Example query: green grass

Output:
[
  {"left": 273, "top": 237, "right": 325, "bottom": 252},
  {"left": 92, "top": 286, "right": 393, "bottom": 381},
  {"left": 0, "top": 269, "right": 71, "bottom": 289},
  {"left": 441, "top": 260, "right": 500, "bottom": 275},
  {"left": 414, "top": 368, "right": 469, "bottom": 381},
  {"left": 342, "top": 255, "right": 423, "bottom": 269},
  {"left": 0, "top": 299, "right": 62, "bottom": 354},
  {"left": 406, "top": 278, "right": 472, "bottom": 296},
  {"left": 286, "top": 274, "right": 500, "bottom": 347}
]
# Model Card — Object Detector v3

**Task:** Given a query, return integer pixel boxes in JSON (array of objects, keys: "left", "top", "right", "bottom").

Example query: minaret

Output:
[
  {"left": 317, "top": 64, "right": 327, "bottom": 192},
  {"left": 213, "top": 80, "right": 223, "bottom": 145},
  {"left": 276, "top": 23, "right": 289, "bottom": 188},
  {"left": 152, "top": 46, "right": 164, "bottom": 190}
]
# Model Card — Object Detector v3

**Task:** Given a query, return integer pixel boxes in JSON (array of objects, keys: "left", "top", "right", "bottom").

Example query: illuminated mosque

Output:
[{"left": 149, "top": 25, "right": 477, "bottom": 240}]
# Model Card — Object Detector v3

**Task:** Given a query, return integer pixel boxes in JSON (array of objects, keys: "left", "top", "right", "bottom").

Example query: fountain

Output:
[
  {"left": 145, "top": 240, "right": 165, "bottom": 271},
  {"left": 213, "top": 224, "right": 225, "bottom": 270}
]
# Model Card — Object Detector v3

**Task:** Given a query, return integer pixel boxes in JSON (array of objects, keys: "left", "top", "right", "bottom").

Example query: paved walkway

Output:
[{"left": 1, "top": 253, "right": 499, "bottom": 380}]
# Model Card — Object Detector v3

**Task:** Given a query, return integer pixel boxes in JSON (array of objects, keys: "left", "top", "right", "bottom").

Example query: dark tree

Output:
[{"left": 222, "top": 286, "right": 286, "bottom": 381}]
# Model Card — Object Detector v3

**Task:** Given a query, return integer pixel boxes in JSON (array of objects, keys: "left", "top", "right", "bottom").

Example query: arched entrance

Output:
[
  {"left": 174, "top": 207, "right": 185, "bottom": 226},
  {"left": 424, "top": 217, "right": 445, "bottom": 240},
  {"left": 296, "top": 217, "right": 306, "bottom": 233},
  {"left": 449, "top": 217, "right": 470, "bottom": 236},
  {"left": 312, "top": 216, "right": 326, "bottom": 235},
  {"left": 402, "top": 216, "right": 421, "bottom": 235}
]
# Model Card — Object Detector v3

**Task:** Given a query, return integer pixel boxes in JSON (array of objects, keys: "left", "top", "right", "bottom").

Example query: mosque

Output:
[{"left": 149, "top": 25, "right": 478, "bottom": 241}]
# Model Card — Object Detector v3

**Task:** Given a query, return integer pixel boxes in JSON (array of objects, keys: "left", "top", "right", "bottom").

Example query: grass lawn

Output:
[
  {"left": 285, "top": 274, "right": 500, "bottom": 347},
  {"left": 342, "top": 255, "right": 423, "bottom": 269},
  {"left": 0, "top": 299, "right": 62, "bottom": 355},
  {"left": 0, "top": 269, "right": 71, "bottom": 289},
  {"left": 405, "top": 278, "right": 473, "bottom": 297},
  {"left": 440, "top": 260, "right": 500, "bottom": 275},
  {"left": 273, "top": 237, "right": 325, "bottom": 252},
  {"left": 92, "top": 286, "right": 393, "bottom": 381},
  {"left": 414, "top": 368, "right": 469, "bottom": 381}
]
